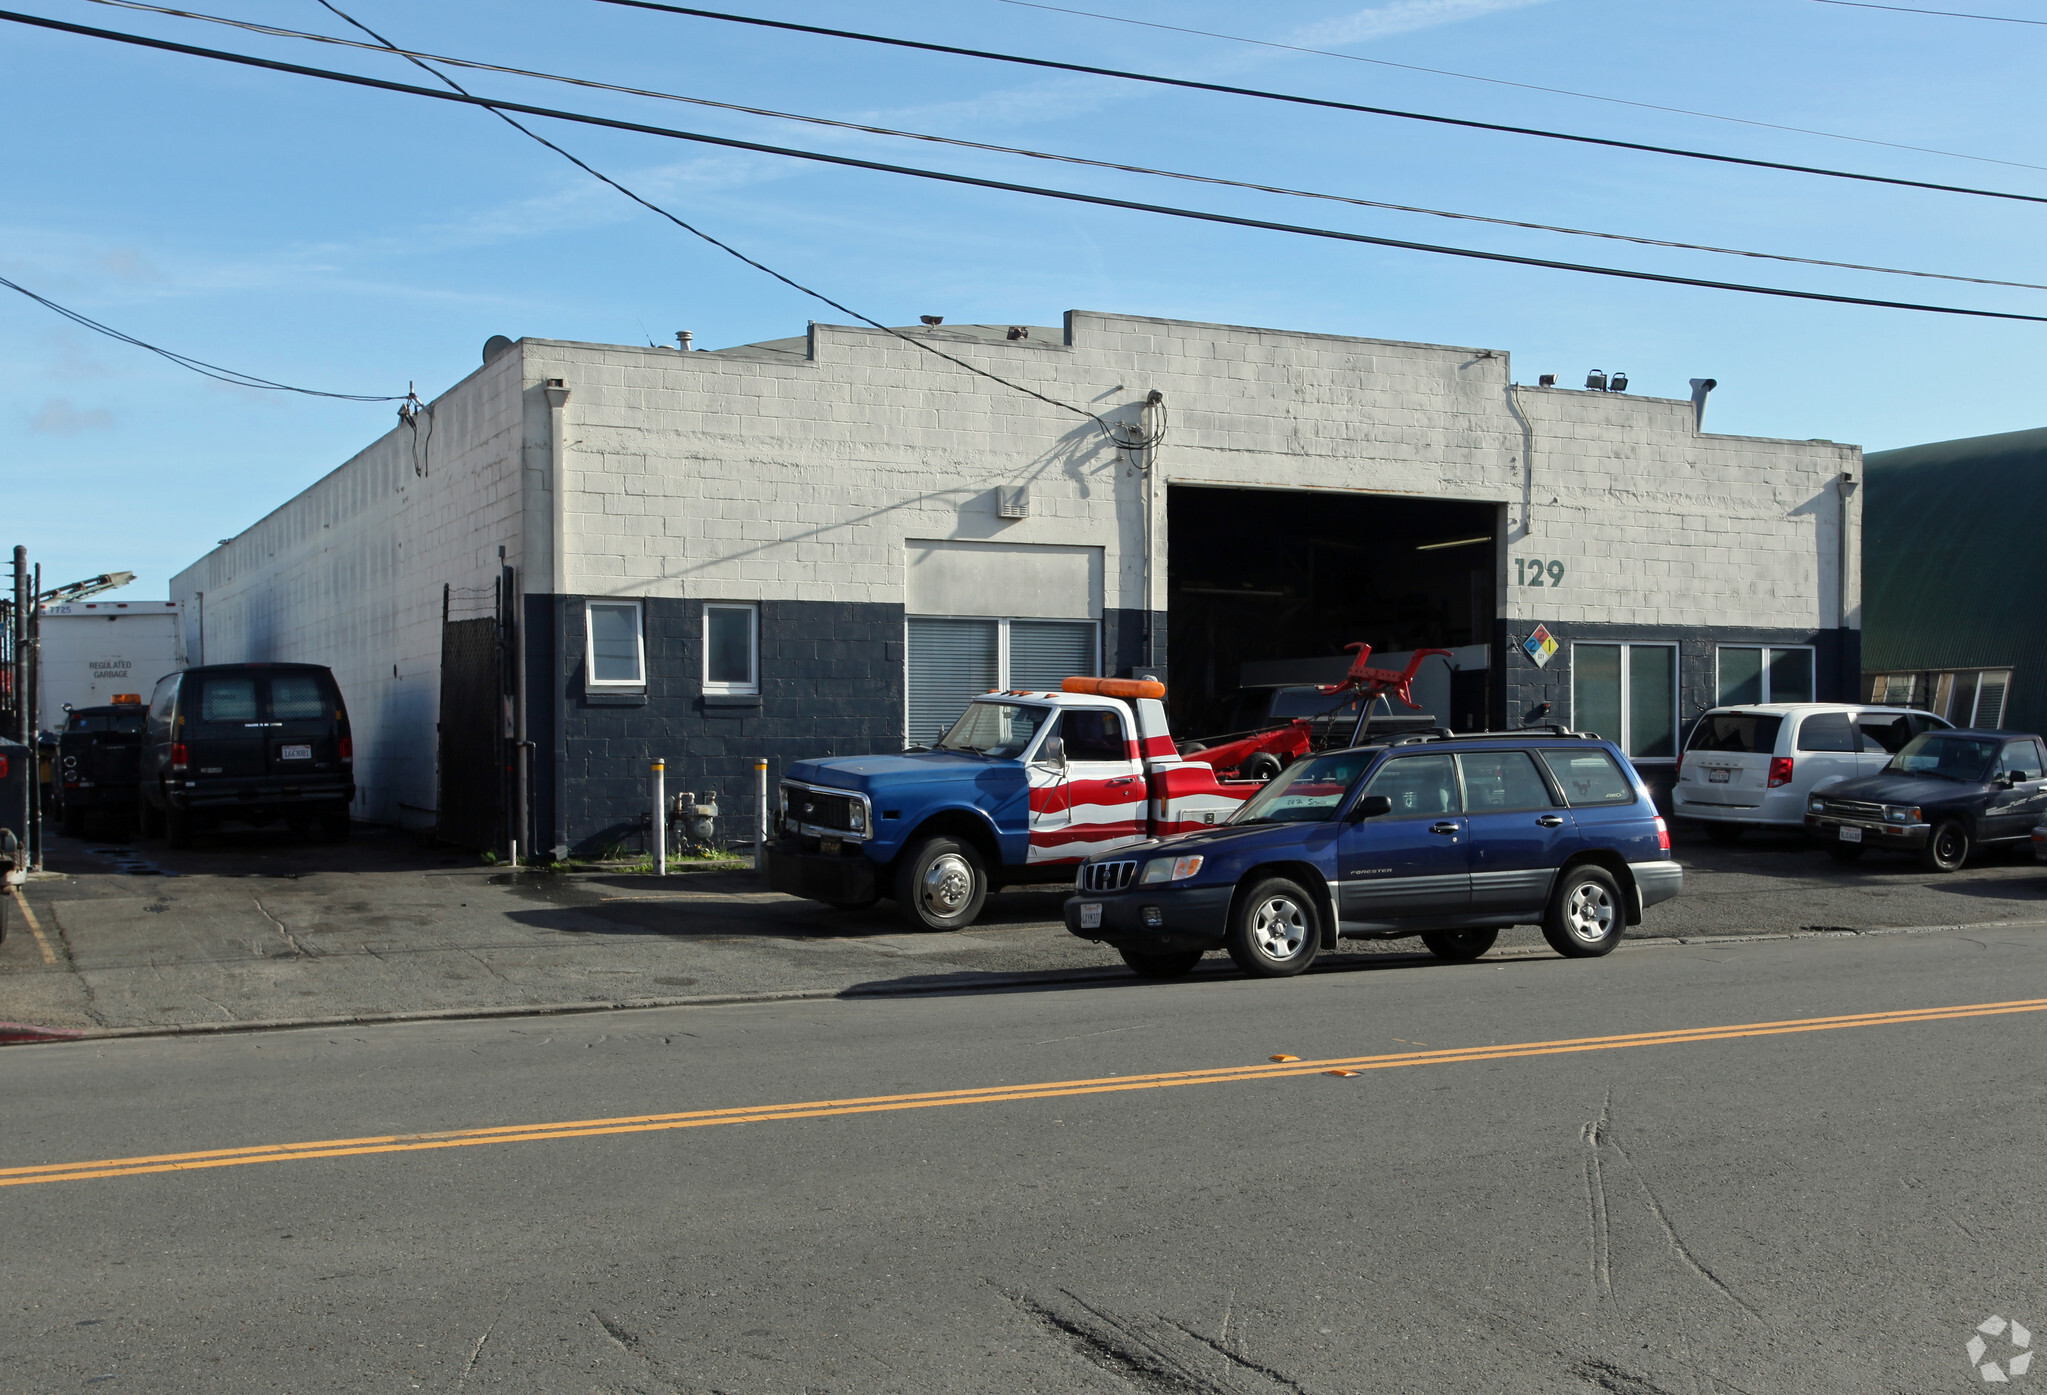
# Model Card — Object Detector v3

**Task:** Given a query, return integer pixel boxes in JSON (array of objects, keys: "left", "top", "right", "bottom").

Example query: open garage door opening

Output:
[{"left": 1166, "top": 486, "right": 1500, "bottom": 741}]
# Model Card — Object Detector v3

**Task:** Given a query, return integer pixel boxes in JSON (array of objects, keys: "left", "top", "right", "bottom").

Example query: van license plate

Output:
[
  {"left": 1079, "top": 903, "right": 1102, "bottom": 929},
  {"left": 280, "top": 744, "right": 312, "bottom": 761},
  {"left": 1839, "top": 826, "right": 1862, "bottom": 843},
  {"left": 1708, "top": 769, "right": 1731, "bottom": 783}
]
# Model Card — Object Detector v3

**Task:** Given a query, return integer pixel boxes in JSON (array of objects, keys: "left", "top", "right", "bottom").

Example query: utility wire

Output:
[
  {"left": 77, "top": 0, "right": 2047, "bottom": 294},
  {"left": 590, "top": 0, "right": 2047, "bottom": 207},
  {"left": 298, "top": 0, "right": 1159, "bottom": 450},
  {"left": 987, "top": 0, "right": 2047, "bottom": 174},
  {"left": 0, "top": 271, "right": 407, "bottom": 399},
  {"left": 1806, "top": 0, "right": 2047, "bottom": 23},
  {"left": 13, "top": 9, "right": 2047, "bottom": 325}
]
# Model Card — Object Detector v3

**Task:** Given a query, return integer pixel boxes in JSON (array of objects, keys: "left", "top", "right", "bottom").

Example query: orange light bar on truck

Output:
[
  {"left": 1056, "top": 675, "right": 1170, "bottom": 696},
  {"left": 1061, "top": 676, "right": 1166, "bottom": 700},
  {"left": 112, "top": 694, "right": 142, "bottom": 704}
]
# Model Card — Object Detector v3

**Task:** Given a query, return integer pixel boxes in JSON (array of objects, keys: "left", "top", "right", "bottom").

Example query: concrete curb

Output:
[{"left": 7, "top": 917, "right": 2046, "bottom": 1047}]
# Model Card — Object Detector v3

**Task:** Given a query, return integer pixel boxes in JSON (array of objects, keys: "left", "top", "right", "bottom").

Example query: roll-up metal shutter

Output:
[
  {"left": 906, "top": 618, "right": 997, "bottom": 745},
  {"left": 1009, "top": 620, "right": 1097, "bottom": 694}
]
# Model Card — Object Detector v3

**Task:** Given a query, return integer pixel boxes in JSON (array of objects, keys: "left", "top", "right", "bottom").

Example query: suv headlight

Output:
[
  {"left": 1140, "top": 854, "right": 1204, "bottom": 884},
  {"left": 1884, "top": 805, "right": 1920, "bottom": 824},
  {"left": 848, "top": 801, "right": 866, "bottom": 832},
  {"left": 1808, "top": 796, "right": 1825, "bottom": 813}
]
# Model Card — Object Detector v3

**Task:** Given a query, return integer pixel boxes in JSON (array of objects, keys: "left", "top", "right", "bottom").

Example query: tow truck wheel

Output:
[
  {"left": 1225, "top": 877, "right": 1321, "bottom": 978},
  {"left": 1237, "top": 752, "right": 1284, "bottom": 783},
  {"left": 164, "top": 804, "right": 193, "bottom": 850},
  {"left": 61, "top": 805, "right": 86, "bottom": 840},
  {"left": 1421, "top": 928, "right": 1498, "bottom": 962},
  {"left": 1118, "top": 947, "right": 1203, "bottom": 978},
  {"left": 894, "top": 835, "right": 988, "bottom": 931},
  {"left": 138, "top": 790, "right": 165, "bottom": 838}
]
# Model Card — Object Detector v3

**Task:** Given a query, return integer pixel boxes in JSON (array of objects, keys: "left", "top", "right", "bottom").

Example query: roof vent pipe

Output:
[
  {"left": 1689, "top": 378, "right": 1718, "bottom": 431},
  {"left": 676, "top": 331, "right": 693, "bottom": 352}
]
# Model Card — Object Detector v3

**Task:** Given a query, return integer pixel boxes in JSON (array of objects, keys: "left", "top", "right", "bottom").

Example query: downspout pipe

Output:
[{"left": 544, "top": 379, "right": 571, "bottom": 858}]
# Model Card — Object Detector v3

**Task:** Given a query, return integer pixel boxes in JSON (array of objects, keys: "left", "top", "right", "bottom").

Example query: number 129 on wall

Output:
[{"left": 1515, "top": 558, "right": 1566, "bottom": 588}]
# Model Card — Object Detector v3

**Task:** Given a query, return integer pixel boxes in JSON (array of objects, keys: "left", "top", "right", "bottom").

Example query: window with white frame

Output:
[
  {"left": 1716, "top": 645, "right": 1815, "bottom": 706},
  {"left": 703, "top": 603, "right": 760, "bottom": 696},
  {"left": 585, "top": 599, "right": 645, "bottom": 687},
  {"left": 904, "top": 616, "right": 1098, "bottom": 745},
  {"left": 1572, "top": 642, "right": 1678, "bottom": 760}
]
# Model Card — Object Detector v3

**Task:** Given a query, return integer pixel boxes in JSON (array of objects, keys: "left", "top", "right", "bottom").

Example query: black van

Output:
[{"left": 138, "top": 663, "right": 355, "bottom": 847}]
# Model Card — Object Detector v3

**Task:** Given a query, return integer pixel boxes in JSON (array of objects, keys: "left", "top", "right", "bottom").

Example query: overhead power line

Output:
[
  {"left": 299, "top": 0, "right": 1160, "bottom": 450},
  {"left": 83, "top": 0, "right": 2047, "bottom": 293},
  {"left": 589, "top": 0, "right": 2047, "bottom": 207},
  {"left": 987, "top": 0, "right": 2047, "bottom": 174},
  {"left": 12, "top": 9, "right": 2047, "bottom": 325},
  {"left": 1806, "top": 0, "right": 2047, "bottom": 24},
  {"left": 0, "top": 272, "right": 407, "bottom": 400}
]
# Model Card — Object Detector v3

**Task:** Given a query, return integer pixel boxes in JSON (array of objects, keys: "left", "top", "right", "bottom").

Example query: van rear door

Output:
[
  {"left": 263, "top": 671, "right": 342, "bottom": 777},
  {"left": 1678, "top": 713, "right": 1783, "bottom": 809},
  {"left": 189, "top": 673, "right": 267, "bottom": 778}
]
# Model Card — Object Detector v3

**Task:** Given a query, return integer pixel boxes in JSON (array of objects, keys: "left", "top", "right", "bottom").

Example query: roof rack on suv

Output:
[{"left": 1356, "top": 724, "right": 1603, "bottom": 747}]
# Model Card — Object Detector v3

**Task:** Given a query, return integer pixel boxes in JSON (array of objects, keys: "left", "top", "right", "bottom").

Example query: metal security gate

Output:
[{"left": 435, "top": 574, "right": 515, "bottom": 851}]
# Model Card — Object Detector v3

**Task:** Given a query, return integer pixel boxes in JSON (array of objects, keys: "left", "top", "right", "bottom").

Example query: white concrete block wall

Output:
[
  {"left": 167, "top": 352, "right": 527, "bottom": 827},
  {"left": 163, "top": 308, "right": 1856, "bottom": 828},
  {"left": 525, "top": 311, "right": 1854, "bottom": 634}
]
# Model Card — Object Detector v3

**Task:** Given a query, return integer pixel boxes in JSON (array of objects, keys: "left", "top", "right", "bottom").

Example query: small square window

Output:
[
  {"left": 585, "top": 600, "right": 645, "bottom": 687},
  {"left": 704, "top": 604, "right": 759, "bottom": 695}
]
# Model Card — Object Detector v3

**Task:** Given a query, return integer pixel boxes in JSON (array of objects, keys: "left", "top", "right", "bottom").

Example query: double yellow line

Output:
[{"left": 7, "top": 995, "right": 2045, "bottom": 1189}]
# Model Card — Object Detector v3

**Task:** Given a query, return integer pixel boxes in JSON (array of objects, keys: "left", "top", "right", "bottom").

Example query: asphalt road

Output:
[{"left": 7, "top": 924, "right": 2047, "bottom": 1393}]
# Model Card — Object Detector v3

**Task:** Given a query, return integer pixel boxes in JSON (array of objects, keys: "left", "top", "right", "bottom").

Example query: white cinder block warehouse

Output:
[{"left": 170, "top": 310, "right": 1860, "bottom": 856}]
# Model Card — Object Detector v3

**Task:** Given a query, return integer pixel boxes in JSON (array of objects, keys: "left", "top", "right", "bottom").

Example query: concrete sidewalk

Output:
[{"left": 3, "top": 823, "right": 2045, "bottom": 1039}]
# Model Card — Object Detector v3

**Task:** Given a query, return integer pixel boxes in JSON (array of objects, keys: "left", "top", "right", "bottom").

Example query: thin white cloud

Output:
[
  {"left": 1286, "top": 0, "right": 1553, "bottom": 48},
  {"left": 30, "top": 397, "right": 114, "bottom": 434}
]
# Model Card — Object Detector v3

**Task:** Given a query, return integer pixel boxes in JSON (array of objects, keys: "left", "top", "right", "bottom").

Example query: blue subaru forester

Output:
[{"left": 1064, "top": 730, "right": 1682, "bottom": 978}]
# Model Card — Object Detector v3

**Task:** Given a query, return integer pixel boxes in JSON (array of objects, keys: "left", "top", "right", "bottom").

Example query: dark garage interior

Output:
[{"left": 1166, "top": 485, "right": 1500, "bottom": 738}]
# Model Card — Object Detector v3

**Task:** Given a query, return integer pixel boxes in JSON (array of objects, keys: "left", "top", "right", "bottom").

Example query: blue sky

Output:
[{"left": 4, "top": 0, "right": 2043, "bottom": 599}]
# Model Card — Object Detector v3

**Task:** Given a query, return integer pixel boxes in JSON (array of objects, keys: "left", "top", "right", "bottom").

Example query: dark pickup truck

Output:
[
  {"left": 53, "top": 701, "right": 148, "bottom": 838},
  {"left": 1805, "top": 728, "right": 2047, "bottom": 871}
]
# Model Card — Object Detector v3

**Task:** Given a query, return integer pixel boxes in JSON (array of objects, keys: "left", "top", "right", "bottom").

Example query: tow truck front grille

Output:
[
  {"left": 1080, "top": 860, "right": 1138, "bottom": 893},
  {"left": 781, "top": 782, "right": 866, "bottom": 838}
]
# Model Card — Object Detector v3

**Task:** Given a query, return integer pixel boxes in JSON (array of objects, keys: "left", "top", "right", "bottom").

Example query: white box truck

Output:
[{"left": 38, "top": 601, "right": 184, "bottom": 731}]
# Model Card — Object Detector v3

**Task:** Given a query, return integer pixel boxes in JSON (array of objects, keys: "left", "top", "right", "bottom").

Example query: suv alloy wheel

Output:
[
  {"left": 1225, "top": 876, "right": 1321, "bottom": 978},
  {"left": 1542, "top": 865, "right": 1624, "bottom": 958}
]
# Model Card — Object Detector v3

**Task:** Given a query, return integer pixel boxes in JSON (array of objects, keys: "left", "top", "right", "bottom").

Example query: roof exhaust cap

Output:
[{"left": 1689, "top": 377, "right": 1718, "bottom": 430}]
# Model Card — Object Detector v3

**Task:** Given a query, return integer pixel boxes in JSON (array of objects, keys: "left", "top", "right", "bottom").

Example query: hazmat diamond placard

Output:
[{"left": 1523, "top": 625, "right": 1559, "bottom": 668}]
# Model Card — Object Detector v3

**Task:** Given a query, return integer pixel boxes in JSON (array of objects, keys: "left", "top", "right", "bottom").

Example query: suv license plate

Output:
[
  {"left": 280, "top": 744, "right": 312, "bottom": 761},
  {"left": 819, "top": 837, "right": 841, "bottom": 854},
  {"left": 1839, "top": 826, "right": 1863, "bottom": 843},
  {"left": 1079, "top": 903, "right": 1103, "bottom": 929},
  {"left": 1708, "top": 768, "right": 1731, "bottom": 783}
]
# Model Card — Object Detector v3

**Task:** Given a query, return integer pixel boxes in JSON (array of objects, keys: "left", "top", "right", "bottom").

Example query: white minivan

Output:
[{"left": 1673, "top": 703, "right": 1952, "bottom": 841}]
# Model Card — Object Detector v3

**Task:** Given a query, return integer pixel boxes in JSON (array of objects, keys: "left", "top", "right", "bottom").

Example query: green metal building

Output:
[{"left": 1862, "top": 426, "right": 2040, "bottom": 733}]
